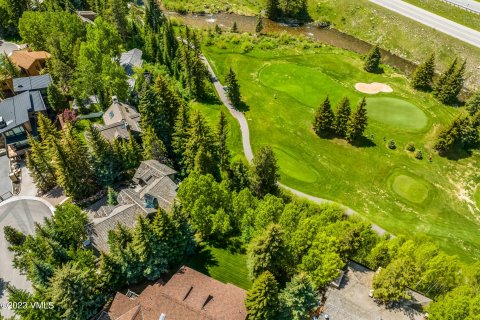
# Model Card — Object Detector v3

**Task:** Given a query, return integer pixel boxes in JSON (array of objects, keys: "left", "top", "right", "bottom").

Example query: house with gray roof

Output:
[
  {"left": 94, "top": 96, "right": 141, "bottom": 142},
  {"left": 0, "top": 91, "right": 47, "bottom": 158},
  {"left": 13, "top": 74, "right": 52, "bottom": 94},
  {"left": 87, "top": 160, "right": 178, "bottom": 253},
  {"left": 119, "top": 48, "right": 143, "bottom": 90}
]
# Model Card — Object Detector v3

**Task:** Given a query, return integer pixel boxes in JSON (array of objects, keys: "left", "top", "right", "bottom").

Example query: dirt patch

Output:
[{"left": 355, "top": 82, "right": 393, "bottom": 94}]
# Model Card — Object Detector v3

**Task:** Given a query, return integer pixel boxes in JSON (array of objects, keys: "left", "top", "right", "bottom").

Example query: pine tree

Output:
[
  {"left": 279, "top": 273, "right": 318, "bottom": 320},
  {"left": 433, "top": 58, "right": 465, "bottom": 105},
  {"left": 313, "top": 97, "right": 335, "bottom": 137},
  {"left": 216, "top": 111, "right": 231, "bottom": 171},
  {"left": 142, "top": 125, "right": 171, "bottom": 165},
  {"left": 256, "top": 16, "right": 264, "bottom": 34},
  {"left": 86, "top": 125, "right": 119, "bottom": 188},
  {"left": 466, "top": 91, "right": 480, "bottom": 116},
  {"left": 346, "top": 97, "right": 368, "bottom": 143},
  {"left": 172, "top": 103, "right": 191, "bottom": 168},
  {"left": 26, "top": 136, "right": 57, "bottom": 192},
  {"left": 333, "top": 97, "right": 351, "bottom": 138},
  {"left": 247, "top": 224, "right": 290, "bottom": 282},
  {"left": 3, "top": 226, "right": 26, "bottom": 246},
  {"left": 105, "top": 0, "right": 128, "bottom": 38},
  {"left": 265, "top": 0, "right": 281, "bottom": 20},
  {"left": 47, "top": 83, "right": 67, "bottom": 112},
  {"left": 250, "top": 146, "right": 279, "bottom": 198},
  {"left": 231, "top": 21, "right": 238, "bottom": 33},
  {"left": 184, "top": 111, "right": 219, "bottom": 176},
  {"left": 245, "top": 271, "right": 280, "bottom": 320},
  {"left": 225, "top": 68, "right": 242, "bottom": 108},
  {"left": 53, "top": 127, "right": 97, "bottom": 200},
  {"left": 37, "top": 113, "right": 60, "bottom": 149},
  {"left": 363, "top": 45, "right": 381, "bottom": 73},
  {"left": 144, "top": 0, "right": 164, "bottom": 32},
  {"left": 411, "top": 53, "right": 435, "bottom": 91}
]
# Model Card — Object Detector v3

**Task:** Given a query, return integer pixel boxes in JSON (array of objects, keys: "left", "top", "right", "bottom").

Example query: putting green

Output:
[
  {"left": 273, "top": 148, "right": 318, "bottom": 183},
  {"left": 366, "top": 97, "right": 428, "bottom": 131},
  {"left": 259, "top": 62, "right": 340, "bottom": 106},
  {"left": 391, "top": 174, "right": 430, "bottom": 204}
]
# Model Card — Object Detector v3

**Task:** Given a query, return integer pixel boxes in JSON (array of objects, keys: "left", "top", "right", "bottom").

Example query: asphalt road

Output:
[
  {"left": 369, "top": 0, "right": 480, "bottom": 48},
  {"left": 444, "top": 0, "right": 480, "bottom": 13},
  {"left": 0, "top": 156, "right": 11, "bottom": 198},
  {"left": 200, "top": 54, "right": 390, "bottom": 236},
  {"left": 0, "top": 198, "right": 53, "bottom": 318}
]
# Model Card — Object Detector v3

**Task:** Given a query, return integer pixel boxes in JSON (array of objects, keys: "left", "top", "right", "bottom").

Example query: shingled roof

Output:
[
  {"left": 9, "top": 50, "right": 51, "bottom": 70},
  {"left": 103, "top": 266, "right": 248, "bottom": 320}
]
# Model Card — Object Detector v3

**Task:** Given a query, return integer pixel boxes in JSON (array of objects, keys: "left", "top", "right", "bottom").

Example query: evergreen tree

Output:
[
  {"left": 46, "top": 261, "right": 104, "bottom": 320},
  {"left": 0, "top": 53, "right": 20, "bottom": 91},
  {"left": 3, "top": 226, "right": 26, "bottom": 247},
  {"left": 86, "top": 125, "right": 119, "bottom": 188},
  {"left": 47, "top": 83, "right": 68, "bottom": 112},
  {"left": 104, "top": 0, "right": 128, "bottom": 38},
  {"left": 411, "top": 53, "right": 435, "bottom": 91},
  {"left": 228, "top": 159, "right": 251, "bottom": 192},
  {"left": 434, "top": 58, "right": 466, "bottom": 105},
  {"left": 313, "top": 97, "right": 335, "bottom": 137},
  {"left": 215, "top": 24, "right": 222, "bottom": 34},
  {"left": 144, "top": 0, "right": 164, "bottom": 32},
  {"left": 256, "top": 16, "right": 264, "bottom": 34},
  {"left": 231, "top": 21, "right": 238, "bottom": 33},
  {"left": 279, "top": 273, "right": 318, "bottom": 320},
  {"left": 26, "top": 136, "right": 57, "bottom": 193},
  {"left": 37, "top": 113, "right": 60, "bottom": 149},
  {"left": 466, "top": 91, "right": 480, "bottom": 116},
  {"left": 333, "top": 97, "right": 351, "bottom": 138},
  {"left": 247, "top": 224, "right": 290, "bottom": 282},
  {"left": 53, "top": 127, "right": 97, "bottom": 200},
  {"left": 142, "top": 125, "right": 171, "bottom": 165},
  {"left": 184, "top": 111, "right": 219, "bottom": 176},
  {"left": 346, "top": 98, "right": 368, "bottom": 143},
  {"left": 363, "top": 45, "right": 381, "bottom": 73},
  {"left": 245, "top": 271, "right": 280, "bottom": 320},
  {"left": 172, "top": 103, "right": 191, "bottom": 168},
  {"left": 225, "top": 67, "right": 242, "bottom": 108},
  {"left": 194, "top": 145, "right": 218, "bottom": 176},
  {"left": 250, "top": 146, "right": 279, "bottom": 198},
  {"left": 265, "top": 0, "right": 281, "bottom": 20},
  {"left": 107, "top": 187, "right": 118, "bottom": 206},
  {"left": 216, "top": 111, "right": 231, "bottom": 171}
]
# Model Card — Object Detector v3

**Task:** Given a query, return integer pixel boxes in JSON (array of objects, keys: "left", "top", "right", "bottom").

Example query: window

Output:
[{"left": 109, "top": 111, "right": 114, "bottom": 119}]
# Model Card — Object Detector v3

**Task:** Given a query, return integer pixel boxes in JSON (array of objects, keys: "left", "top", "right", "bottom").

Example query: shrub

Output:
[
  {"left": 216, "top": 40, "right": 227, "bottom": 49},
  {"left": 388, "top": 139, "right": 396, "bottom": 149},
  {"left": 415, "top": 150, "right": 423, "bottom": 160},
  {"left": 241, "top": 41, "right": 254, "bottom": 53},
  {"left": 406, "top": 142, "right": 415, "bottom": 152}
]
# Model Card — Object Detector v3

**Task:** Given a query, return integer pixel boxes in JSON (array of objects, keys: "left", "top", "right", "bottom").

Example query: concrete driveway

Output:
[
  {"left": 0, "top": 156, "right": 11, "bottom": 198},
  {"left": 0, "top": 198, "right": 53, "bottom": 318},
  {"left": 0, "top": 40, "right": 19, "bottom": 55}
]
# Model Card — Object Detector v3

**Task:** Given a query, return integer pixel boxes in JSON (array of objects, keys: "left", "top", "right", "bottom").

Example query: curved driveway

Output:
[
  {"left": 369, "top": 0, "right": 480, "bottom": 48},
  {"left": 200, "top": 55, "right": 389, "bottom": 235},
  {"left": 0, "top": 198, "right": 53, "bottom": 318}
]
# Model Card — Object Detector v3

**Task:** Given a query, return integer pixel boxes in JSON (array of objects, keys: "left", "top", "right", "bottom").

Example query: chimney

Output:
[
  {"left": 159, "top": 314, "right": 166, "bottom": 320},
  {"left": 111, "top": 95, "right": 118, "bottom": 104}
]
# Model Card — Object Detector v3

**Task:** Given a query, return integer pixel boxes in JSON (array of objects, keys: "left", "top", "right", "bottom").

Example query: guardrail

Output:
[{"left": 441, "top": 0, "right": 480, "bottom": 14}]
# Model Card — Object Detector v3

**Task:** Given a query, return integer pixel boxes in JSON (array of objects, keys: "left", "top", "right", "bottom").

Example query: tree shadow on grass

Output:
[
  {"left": 186, "top": 244, "right": 219, "bottom": 276},
  {"left": 442, "top": 148, "right": 473, "bottom": 161},
  {"left": 206, "top": 237, "right": 245, "bottom": 255},
  {"left": 234, "top": 101, "right": 250, "bottom": 112},
  {"left": 350, "top": 136, "right": 376, "bottom": 148}
]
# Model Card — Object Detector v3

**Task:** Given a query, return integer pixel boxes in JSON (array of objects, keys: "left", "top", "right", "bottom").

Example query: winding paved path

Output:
[
  {"left": 369, "top": 0, "right": 480, "bottom": 48},
  {"left": 200, "top": 55, "right": 389, "bottom": 236}
]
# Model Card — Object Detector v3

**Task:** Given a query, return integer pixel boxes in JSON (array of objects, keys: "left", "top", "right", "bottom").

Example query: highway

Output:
[
  {"left": 443, "top": 0, "right": 480, "bottom": 13},
  {"left": 369, "top": 0, "right": 480, "bottom": 48}
]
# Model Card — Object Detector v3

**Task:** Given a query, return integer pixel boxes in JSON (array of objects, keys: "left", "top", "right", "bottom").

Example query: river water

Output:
[{"left": 167, "top": 12, "right": 418, "bottom": 75}]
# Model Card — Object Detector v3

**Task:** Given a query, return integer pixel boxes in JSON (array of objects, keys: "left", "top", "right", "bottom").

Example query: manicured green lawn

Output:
[
  {"left": 187, "top": 245, "right": 252, "bottom": 289},
  {"left": 199, "top": 39, "right": 480, "bottom": 262}
]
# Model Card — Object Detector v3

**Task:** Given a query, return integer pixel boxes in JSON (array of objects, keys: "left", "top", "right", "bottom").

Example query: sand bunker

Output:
[{"left": 355, "top": 82, "right": 393, "bottom": 94}]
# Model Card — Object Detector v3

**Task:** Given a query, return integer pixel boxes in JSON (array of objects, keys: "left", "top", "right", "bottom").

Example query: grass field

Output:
[
  {"left": 199, "top": 36, "right": 480, "bottom": 262},
  {"left": 186, "top": 244, "right": 251, "bottom": 289}
]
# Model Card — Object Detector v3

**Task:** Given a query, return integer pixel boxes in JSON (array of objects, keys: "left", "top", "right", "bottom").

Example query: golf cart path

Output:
[{"left": 200, "top": 55, "right": 389, "bottom": 236}]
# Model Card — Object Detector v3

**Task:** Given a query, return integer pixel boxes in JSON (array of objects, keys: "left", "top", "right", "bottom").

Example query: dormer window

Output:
[{"left": 109, "top": 111, "right": 114, "bottom": 119}]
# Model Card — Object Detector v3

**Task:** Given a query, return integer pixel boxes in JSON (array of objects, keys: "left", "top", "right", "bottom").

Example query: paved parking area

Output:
[{"left": 0, "top": 198, "right": 53, "bottom": 318}]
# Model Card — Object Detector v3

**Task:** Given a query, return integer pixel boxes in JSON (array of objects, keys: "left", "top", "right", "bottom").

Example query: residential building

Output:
[
  {"left": 87, "top": 160, "right": 178, "bottom": 253},
  {"left": 94, "top": 97, "right": 141, "bottom": 142},
  {"left": 13, "top": 74, "right": 52, "bottom": 95},
  {"left": 76, "top": 11, "right": 97, "bottom": 24},
  {"left": 119, "top": 48, "right": 143, "bottom": 89},
  {"left": 101, "top": 266, "right": 248, "bottom": 320},
  {"left": 0, "top": 91, "right": 47, "bottom": 158},
  {"left": 9, "top": 50, "right": 51, "bottom": 76}
]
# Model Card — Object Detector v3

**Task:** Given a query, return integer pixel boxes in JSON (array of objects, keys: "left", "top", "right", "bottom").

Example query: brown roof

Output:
[
  {"left": 103, "top": 101, "right": 141, "bottom": 132},
  {"left": 9, "top": 50, "right": 51, "bottom": 70},
  {"left": 105, "top": 267, "right": 248, "bottom": 320}
]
